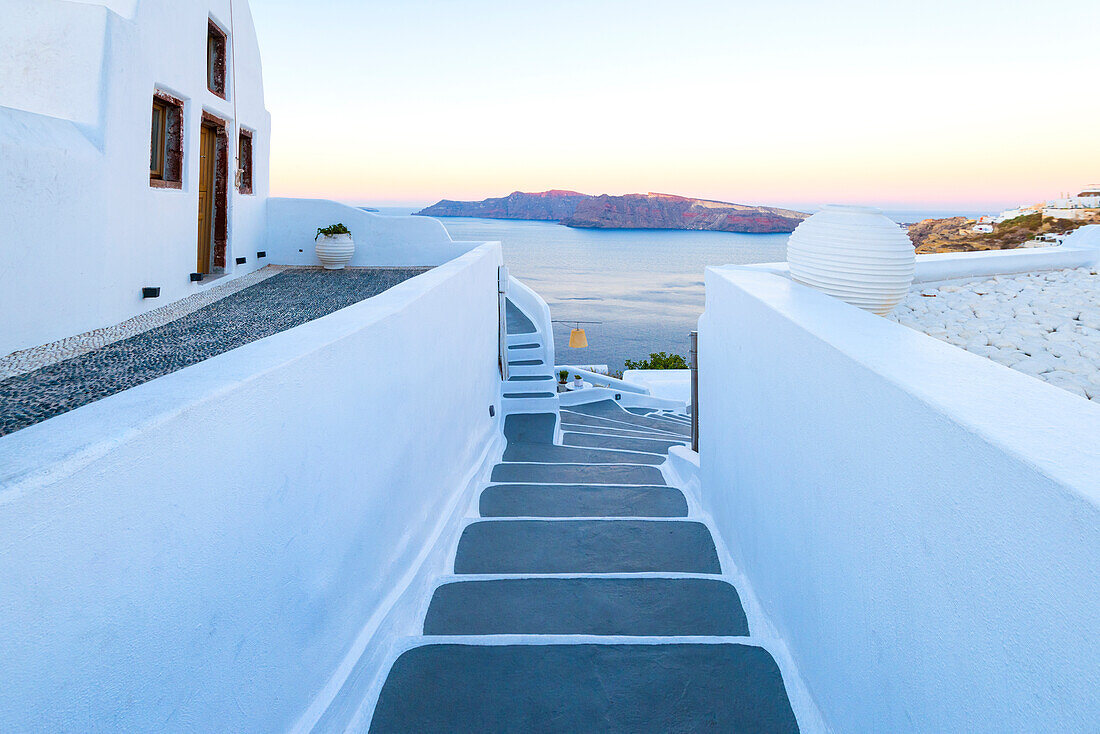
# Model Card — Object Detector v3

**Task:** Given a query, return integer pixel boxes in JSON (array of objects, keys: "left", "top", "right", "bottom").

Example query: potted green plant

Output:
[
  {"left": 557, "top": 369, "right": 569, "bottom": 393},
  {"left": 315, "top": 223, "right": 354, "bottom": 270}
]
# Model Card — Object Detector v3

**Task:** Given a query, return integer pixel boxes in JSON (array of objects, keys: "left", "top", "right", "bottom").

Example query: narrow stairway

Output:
[
  {"left": 501, "top": 300, "right": 557, "bottom": 414},
  {"left": 369, "top": 399, "right": 800, "bottom": 732}
]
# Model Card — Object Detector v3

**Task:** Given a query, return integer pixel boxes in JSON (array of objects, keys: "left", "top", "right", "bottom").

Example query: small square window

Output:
[
  {"left": 150, "top": 93, "right": 183, "bottom": 188},
  {"left": 238, "top": 129, "right": 254, "bottom": 195},
  {"left": 208, "top": 21, "right": 227, "bottom": 98}
]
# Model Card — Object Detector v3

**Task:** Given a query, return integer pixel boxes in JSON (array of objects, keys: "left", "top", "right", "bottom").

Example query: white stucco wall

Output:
[
  {"left": 622, "top": 369, "right": 691, "bottom": 403},
  {"left": 0, "top": 0, "right": 272, "bottom": 356},
  {"left": 265, "top": 198, "right": 482, "bottom": 267},
  {"left": 742, "top": 228, "right": 1100, "bottom": 285},
  {"left": 0, "top": 243, "right": 505, "bottom": 732},
  {"left": 696, "top": 265, "right": 1100, "bottom": 732}
]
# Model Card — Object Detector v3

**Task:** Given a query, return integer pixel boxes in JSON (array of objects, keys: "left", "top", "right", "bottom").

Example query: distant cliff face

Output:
[
  {"left": 562, "top": 193, "right": 806, "bottom": 233},
  {"left": 417, "top": 191, "right": 807, "bottom": 233},
  {"left": 416, "top": 190, "right": 590, "bottom": 221}
]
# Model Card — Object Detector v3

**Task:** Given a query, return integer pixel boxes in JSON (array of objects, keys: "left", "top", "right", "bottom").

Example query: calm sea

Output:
[{"left": 374, "top": 206, "right": 989, "bottom": 373}]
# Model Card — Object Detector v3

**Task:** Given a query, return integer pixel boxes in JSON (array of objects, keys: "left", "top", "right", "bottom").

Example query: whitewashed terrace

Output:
[{"left": 889, "top": 267, "right": 1100, "bottom": 401}]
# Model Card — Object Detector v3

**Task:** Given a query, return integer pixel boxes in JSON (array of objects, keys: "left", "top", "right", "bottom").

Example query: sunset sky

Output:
[{"left": 250, "top": 0, "right": 1099, "bottom": 211}]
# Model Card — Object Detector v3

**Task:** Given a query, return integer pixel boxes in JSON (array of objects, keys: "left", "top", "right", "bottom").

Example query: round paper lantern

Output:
[{"left": 787, "top": 205, "right": 915, "bottom": 315}]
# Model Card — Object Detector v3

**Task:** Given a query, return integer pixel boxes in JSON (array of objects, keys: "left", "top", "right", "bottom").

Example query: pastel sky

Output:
[{"left": 250, "top": 0, "right": 1099, "bottom": 210}]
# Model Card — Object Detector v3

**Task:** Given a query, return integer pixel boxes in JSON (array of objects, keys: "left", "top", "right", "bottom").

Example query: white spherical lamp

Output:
[{"left": 787, "top": 205, "right": 915, "bottom": 315}]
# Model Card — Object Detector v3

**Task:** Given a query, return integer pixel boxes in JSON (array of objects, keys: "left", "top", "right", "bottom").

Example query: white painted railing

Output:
[
  {"left": 506, "top": 274, "right": 555, "bottom": 369},
  {"left": 739, "top": 224, "right": 1100, "bottom": 286},
  {"left": 558, "top": 365, "right": 651, "bottom": 394}
]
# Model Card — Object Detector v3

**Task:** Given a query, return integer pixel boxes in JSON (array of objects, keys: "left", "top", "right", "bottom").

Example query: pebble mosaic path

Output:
[
  {"left": 0, "top": 267, "right": 429, "bottom": 436},
  {"left": 0, "top": 266, "right": 287, "bottom": 381},
  {"left": 888, "top": 267, "right": 1100, "bottom": 402}
]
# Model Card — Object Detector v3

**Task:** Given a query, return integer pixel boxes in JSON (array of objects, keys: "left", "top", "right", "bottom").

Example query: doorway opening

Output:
[{"left": 197, "top": 113, "right": 229, "bottom": 275}]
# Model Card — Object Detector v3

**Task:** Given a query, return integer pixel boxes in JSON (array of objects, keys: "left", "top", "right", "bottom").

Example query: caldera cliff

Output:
[{"left": 416, "top": 191, "right": 807, "bottom": 233}]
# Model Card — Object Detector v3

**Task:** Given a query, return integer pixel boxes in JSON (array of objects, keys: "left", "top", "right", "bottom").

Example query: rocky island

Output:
[
  {"left": 416, "top": 190, "right": 807, "bottom": 233},
  {"left": 906, "top": 212, "right": 1099, "bottom": 254}
]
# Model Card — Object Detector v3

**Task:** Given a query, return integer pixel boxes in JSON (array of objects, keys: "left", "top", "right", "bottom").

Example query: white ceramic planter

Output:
[
  {"left": 787, "top": 205, "right": 915, "bottom": 315},
  {"left": 315, "top": 233, "right": 355, "bottom": 270}
]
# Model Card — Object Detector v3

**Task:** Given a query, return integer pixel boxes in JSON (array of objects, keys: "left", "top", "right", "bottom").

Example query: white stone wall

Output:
[
  {"left": 265, "top": 198, "right": 482, "bottom": 267},
  {"left": 0, "top": 243, "right": 506, "bottom": 732},
  {"left": 697, "top": 264, "right": 1100, "bottom": 733}
]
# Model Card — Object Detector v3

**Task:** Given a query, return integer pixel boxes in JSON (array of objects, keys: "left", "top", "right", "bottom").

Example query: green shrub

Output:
[
  {"left": 624, "top": 352, "right": 689, "bottom": 370},
  {"left": 316, "top": 223, "right": 351, "bottom": 237}
]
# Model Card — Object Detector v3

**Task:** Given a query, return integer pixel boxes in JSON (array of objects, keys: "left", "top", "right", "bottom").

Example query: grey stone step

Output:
[
  {"left": 559, "top": 421, "right": 685, "bottom": 440},
  {"left": 424, "top": 578, "right": 748, "bottom": 636},
  {"left": 503, "top": 413, "right": 556, "bottom": 444},
  {"left": 491, "top": 463, "right": 666, "bottom": 485},
  {"left": 503, "top": 392, "right": 556, "bottom": 399},
  {"left": 480, "top": 484, "right": 688, "bottom": 517},
  {"left": 502, "top": 443, "right": 665, "bottom": 465},
  {"left": 370, "top": 643, "right": 798, "bottom": 733},
  {"left": 507, "top": 375, "right": 554, "bottom": 382},
  {"left": 560, "top": 409, "right": 689, "bottom": 437},
  {"left": 568, "top": 401, "right": 691, "bottom": 436},
  {"left": 454, "top": 520, "right": 721, "bottom": 574},
  {"left": 563, "top": 432, "right": 686, "bottom": 454},
  {"left": 508, "top": 343, "right": 541, "bottom": 350},
  {"left": 505, "top": 300, "right": 536, "bottom": 334},
  {"left": 508, "top": 359, "right": 544, "bottom": 367}
]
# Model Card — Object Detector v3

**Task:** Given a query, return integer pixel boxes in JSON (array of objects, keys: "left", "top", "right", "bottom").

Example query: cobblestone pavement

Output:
[
  {"left": 0, "top": 267, "right": 430, "bottom": 436},
  {"left": 0, "top": 265, "right": 288, "bottom": 381}
]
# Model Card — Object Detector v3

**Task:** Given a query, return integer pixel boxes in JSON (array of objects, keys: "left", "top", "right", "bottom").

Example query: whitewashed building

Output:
[
  {"left": 0, "top": 0, "right": 271, "bottom": 354},
  {"left": 0, "top": 0, "right": 466, "bottom": 358}
]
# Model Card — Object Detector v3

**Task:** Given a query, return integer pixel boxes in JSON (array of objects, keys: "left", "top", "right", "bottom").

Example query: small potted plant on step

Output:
[
  {"left": 315, "top": 223, "right": 355, "bottom": 270},
  {"left": 557, "top": 369, "right": 569, "bottom": 393},
  {"left": 573, "top": 373, "right": 584, "bottom": 390}
]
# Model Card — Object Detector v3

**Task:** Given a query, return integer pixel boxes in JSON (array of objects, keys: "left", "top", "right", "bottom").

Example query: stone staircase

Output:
[
  {"left": 368, "top": 400, "right": 801, "bottom": 732},
  {"left": 501, "top": 300, "right": 557, "bottom": 414}
]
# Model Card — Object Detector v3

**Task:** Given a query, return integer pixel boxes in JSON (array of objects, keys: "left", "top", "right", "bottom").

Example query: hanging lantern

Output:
[{"left": 569, "top": 328, "right": 588, "bottom": 348}]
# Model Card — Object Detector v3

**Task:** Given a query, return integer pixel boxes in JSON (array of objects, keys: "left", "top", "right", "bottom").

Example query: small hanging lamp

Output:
[{"left": 554, "top": 319, "right": 600, "bottom": 349}]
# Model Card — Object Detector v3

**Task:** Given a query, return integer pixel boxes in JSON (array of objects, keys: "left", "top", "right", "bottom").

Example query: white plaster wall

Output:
[
  {"left": 741, "top": 231, "right": 1100, "bottom": 287},
  {"left": 697, "top": 266, "right": 1100, "bottom": 732},
  {"left": 0, "top": 0, "right": 272, "bottom": 356},
  {"left": 265, "top": 198, "right": 481, "bottom": 267},
  {"left": 623, "top": 369, "right": 691, "bottom": 403},
  {"left": 0, "top": 244, "right": 505, "bottom": 732}
]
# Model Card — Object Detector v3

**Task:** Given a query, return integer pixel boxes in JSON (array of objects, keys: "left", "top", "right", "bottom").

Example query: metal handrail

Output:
[{"left": 690, "top": 331, "right": 699, "bottom": 452}]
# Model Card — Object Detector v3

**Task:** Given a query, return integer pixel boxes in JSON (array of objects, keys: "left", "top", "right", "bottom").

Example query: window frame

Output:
[
  {"left": 207, "top": 20, "right": 228, "bottom": 99},
  {"left": 150, "top": 91, "right": 184, "bottom": 190},
  {"left": 150, "top": 99, "right": 167, "bottom": 179},
  {"left": 237, "top": 128, "right": 254, "bottom": 195}
]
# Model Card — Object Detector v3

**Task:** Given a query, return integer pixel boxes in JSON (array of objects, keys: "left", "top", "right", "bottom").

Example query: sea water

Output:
[{"left": 374, "top": 207, "right": 988, "bottom": 373}]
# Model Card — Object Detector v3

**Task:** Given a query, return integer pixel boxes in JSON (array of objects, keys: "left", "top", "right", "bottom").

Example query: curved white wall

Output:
[
  {"left": 0, "top": 244, "right": 505, "bottom": 732},
  {"left": 697, "top": 265, "right": 1100, "bottom": 732},
  {"left": 0, "top": 0, "right": 271, "bottom": 356},
  {"left": 265, "top": 198, "right": 481, "bottom": 267}
]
